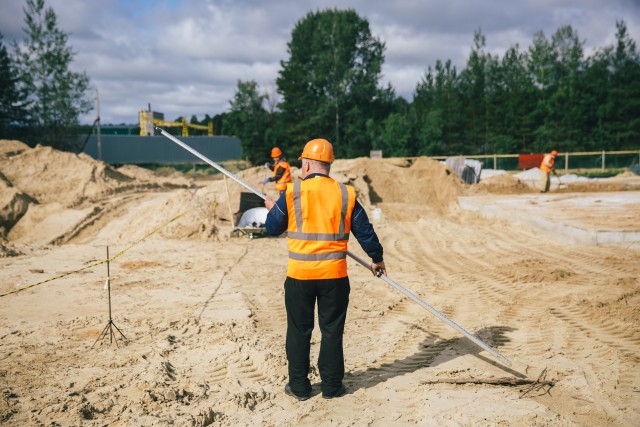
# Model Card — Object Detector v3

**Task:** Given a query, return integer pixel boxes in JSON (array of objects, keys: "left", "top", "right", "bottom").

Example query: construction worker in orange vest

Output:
[
  {"left": 540, "top": 150, "right": 558, "bottom": 193},
  {"left": 264, "top": 138, "right": 385, "bottom": 401},
  {"left": 263, "top": 147, "right": 292, "bottom": 195}
]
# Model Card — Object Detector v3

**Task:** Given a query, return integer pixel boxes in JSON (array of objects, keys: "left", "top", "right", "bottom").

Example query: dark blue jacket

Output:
[{"left": 265, "top": 173, "right": 384, "bottom": 263}]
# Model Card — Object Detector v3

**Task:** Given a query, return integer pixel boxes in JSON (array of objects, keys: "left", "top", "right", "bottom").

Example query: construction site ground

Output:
[
  {"left": 460, "top": 191, "right": 640, "bottom": 248},
  {"left": 1, "top": 140, "right": 639, "bottom": 426}
]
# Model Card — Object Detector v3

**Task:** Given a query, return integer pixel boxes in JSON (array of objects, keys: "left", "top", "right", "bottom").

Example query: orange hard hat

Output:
[
  {"left": 551, "top": 150, "right": 558, "bottom": 156},
  {"left": 271, "top": 147, "right": 283, "bottom": 158},
  {"left": 298, "top": 138, "right": 334, "bottom": 163}
]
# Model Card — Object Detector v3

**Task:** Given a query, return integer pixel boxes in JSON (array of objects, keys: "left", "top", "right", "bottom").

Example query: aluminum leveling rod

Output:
[
  {"left": 156, "top": 127, "right": 511, "bottom": 366},
  {"left": 347, "top": 251, "right": 511, "bottom": 366},
  {"left": 156, "top": 127, "right": 264, "bottom": 199}
]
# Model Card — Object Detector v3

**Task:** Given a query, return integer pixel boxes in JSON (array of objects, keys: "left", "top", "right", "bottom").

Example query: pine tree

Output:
[
  {"left": 608, "top": 21, "right": 640, "bottom": 150},
  {"left": 0, "top": 33, "right": 27, "bottom": 136},
  {"left": 227, "top": 80, "right": 269, "bottom": 164},
  {"left": 12, "top": 0, "right": 92, "bottom": 150},
  {"left": 277, "top": 9, "right": 388, "bottom": 158}
]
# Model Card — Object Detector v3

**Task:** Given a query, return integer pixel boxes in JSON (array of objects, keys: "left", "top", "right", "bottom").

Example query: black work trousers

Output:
[{"left": 284, "top": 276, "right": 350, "bottom": 396}]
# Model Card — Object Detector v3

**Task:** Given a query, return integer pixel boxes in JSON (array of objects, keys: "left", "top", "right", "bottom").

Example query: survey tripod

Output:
[
  {"left": 156, "top": 127, "right": 511, "bottom": 366},
  {"left": 92, "top": 246, "right": 128, "bottom": 348}
]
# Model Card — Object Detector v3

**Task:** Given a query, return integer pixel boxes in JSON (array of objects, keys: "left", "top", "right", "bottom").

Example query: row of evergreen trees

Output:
[
  {"left": 214, "top": 11, "right": 639, "bottom": 164},
  {"left": 407, "top": 24, "right": 640, "bottom": 158}
]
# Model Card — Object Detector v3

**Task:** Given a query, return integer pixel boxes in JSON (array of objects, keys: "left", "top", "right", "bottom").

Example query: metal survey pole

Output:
[
  {"left": 348, "top": 251, "right": 511, "bottom": 366},
  {"left": 156, "top": 127, "right": 511, "bottom": 366},
  {"left": 156, "top": 127, "right": 263, "bottom": 199}
]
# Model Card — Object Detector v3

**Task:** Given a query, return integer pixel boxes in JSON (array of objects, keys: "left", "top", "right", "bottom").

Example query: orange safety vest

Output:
[
  {"left": 540, "top": 154, "right": 555, "bottom": 173},
  {"left": 274, "top": 161, "right": 292, "bottom": 191},
  {"left": 285, "top": 177, "right": 356, "bottom": 280}
]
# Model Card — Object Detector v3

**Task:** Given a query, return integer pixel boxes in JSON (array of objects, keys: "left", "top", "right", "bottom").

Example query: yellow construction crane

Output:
[{"left": 139, "top": 109, "right": 213, "bottom": 136}]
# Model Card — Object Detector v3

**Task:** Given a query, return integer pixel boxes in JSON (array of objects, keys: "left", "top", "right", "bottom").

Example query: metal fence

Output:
[
  {"left": 81, "top": 137, "right": 637, "bottom": 172},
  {"left": 427, "top": 150, "right": 640, "bottom": 172}
]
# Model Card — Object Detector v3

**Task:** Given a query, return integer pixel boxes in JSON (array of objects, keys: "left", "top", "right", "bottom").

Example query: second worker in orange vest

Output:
[
  {"left": 539, "top": 150, "right": 558, "bottom": 193},
  {"left": 263, "top": 147, "right": 292, "bottom": 195},
  {"left": 264, "top": 138, "right": 385, "bottom": 401}
]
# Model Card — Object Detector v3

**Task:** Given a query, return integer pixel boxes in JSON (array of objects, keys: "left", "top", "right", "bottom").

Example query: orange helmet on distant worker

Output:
[
  {"left": 551, "top": 150, "right": 558, "bottom": 156},
  {"left": 298, "top": 138, "right": 334, "bottom": 163},
  {"left": 271, "top": 147, "right": 283, "bottom": 158}
]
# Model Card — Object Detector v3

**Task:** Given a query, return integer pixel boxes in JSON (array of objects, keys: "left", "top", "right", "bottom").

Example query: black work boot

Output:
[
  {"left": 284, "top": 384, "right": 310, "bottom": 401},
  {"left": 322, "top": 384, "right": 347, "bottom": 399}
]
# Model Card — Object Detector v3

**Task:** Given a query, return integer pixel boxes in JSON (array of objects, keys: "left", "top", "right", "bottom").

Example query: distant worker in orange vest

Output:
[
  {"left": 264, "top": 138, "right": 385, "bottom": 401},
  {"left": 263, "top": 147, "right": 292, "bottom": 195},
  {"left": 540, "top": 150, "right": 558, "bottom": 193}
]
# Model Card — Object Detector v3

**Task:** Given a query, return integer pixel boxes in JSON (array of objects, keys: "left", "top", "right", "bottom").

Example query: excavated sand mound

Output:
[
  {"left": 468, "top": 173, "right": 536, "bottom": 195},
  {"left": 0, "top": 172, "right": 32, "bottom": 238},
  {"left": 0, "top": 139, "right": 31, "bottom": 157},
  {"left": 3, "top": 144, "right": 140, "bottom": 206},
  {"left": 0, "top": 140, "right": 474, "bottom": 246},
  {"left": 0, "top": 140, "right": 193, "bottom": 246},
  {"left": 331, "top": 157, "right": 465, "bottom": 218},
  {"left": 2, "top": 139, "right": 638, "bottom": 247}
]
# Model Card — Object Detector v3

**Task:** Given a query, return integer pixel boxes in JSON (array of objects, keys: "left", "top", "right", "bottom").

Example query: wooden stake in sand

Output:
[{"left": 223, "top": 175, "right": 235, "bottom": 226}]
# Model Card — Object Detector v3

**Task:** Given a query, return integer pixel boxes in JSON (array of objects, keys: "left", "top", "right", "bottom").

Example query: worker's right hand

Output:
[
  {"left": 262, "top": 178, "right": 270, "bottom": 184},
  {"left": 371, "top": 261, "right": 386, "bottom": 277},
  {"left": 264, "top": 197, "right": 275, "bottom": 211},
  {"left": 264, "top": 162, "right": 271, "bottom": 169}
]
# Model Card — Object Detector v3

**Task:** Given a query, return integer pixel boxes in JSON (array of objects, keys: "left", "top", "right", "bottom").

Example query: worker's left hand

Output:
[
  {"left": 262, "top": 178, "right": 270, "bottom": 184},
  {"left": 371, "top": 261, "right": 386, "bottom": 277}
]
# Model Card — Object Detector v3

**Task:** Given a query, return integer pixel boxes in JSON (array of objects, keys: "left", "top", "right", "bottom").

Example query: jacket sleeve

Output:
[
  {"left": 274, "top": 165, "right": 285, "bottom": 180},
  {"left": 265, "top": 193, "right": 288, "bottom": 236},
  {"left": 350, "top": 201, "right": 384, "bottom": 263}
]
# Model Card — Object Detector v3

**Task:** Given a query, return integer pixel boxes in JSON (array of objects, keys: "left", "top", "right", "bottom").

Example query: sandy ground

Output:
[{"left": 1, "top": 140, "right": 639, "bottom": 426}]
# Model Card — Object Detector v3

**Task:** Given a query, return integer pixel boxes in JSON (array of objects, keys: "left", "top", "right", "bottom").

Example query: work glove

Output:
[
  {"left": 262, "top": 178, "right": 270, "bottom": 184},
  {"left": 264, "top": 162, "right": 271, "bottom": 169}
]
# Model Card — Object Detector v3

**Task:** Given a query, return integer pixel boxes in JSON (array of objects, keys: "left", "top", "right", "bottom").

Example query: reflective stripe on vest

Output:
[
  {"left": 288, "top": 251, "right": 347, "bottom": 261},
  {"left": 285, "top": 177, "right": 355, "bottom": 279}
]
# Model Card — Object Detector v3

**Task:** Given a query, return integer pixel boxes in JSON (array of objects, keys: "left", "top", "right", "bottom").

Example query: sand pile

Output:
[
  {"left": 1, "top": 141, "right": 129, "bottom": 207},
  {"left": 3, "top": 139, "right": 638, "bottom": 248},
  {"left": 0, "top": 146, "right": 479, "bottom": 247},
  {"left": 0, "top": 170, "right": 32, "bottom": 238},
  {"left": 207, "top": 156, "right": 464, "bottom": 221},
  {"left": 0, "top": 139, "right": 30, "bottom": 157},
  {"left": 0, "top": 141, "right": 192, "bottom": 207},
  {"left": 331, "top": 157, "right": 465, "bottom": 218},
  {"left": 467, "top": 173, "right": 536, "bottom": 195},
  {"left": 0, "top": 140, "right": 193, "bottom": 246},
  {"left": 0, "top": 141, "right": 33, "bottom": 240}
]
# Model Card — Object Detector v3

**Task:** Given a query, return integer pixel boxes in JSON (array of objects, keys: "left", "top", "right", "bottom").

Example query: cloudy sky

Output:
[{"left": 1, "top": 0, "right": 638, "bottom": 125}]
